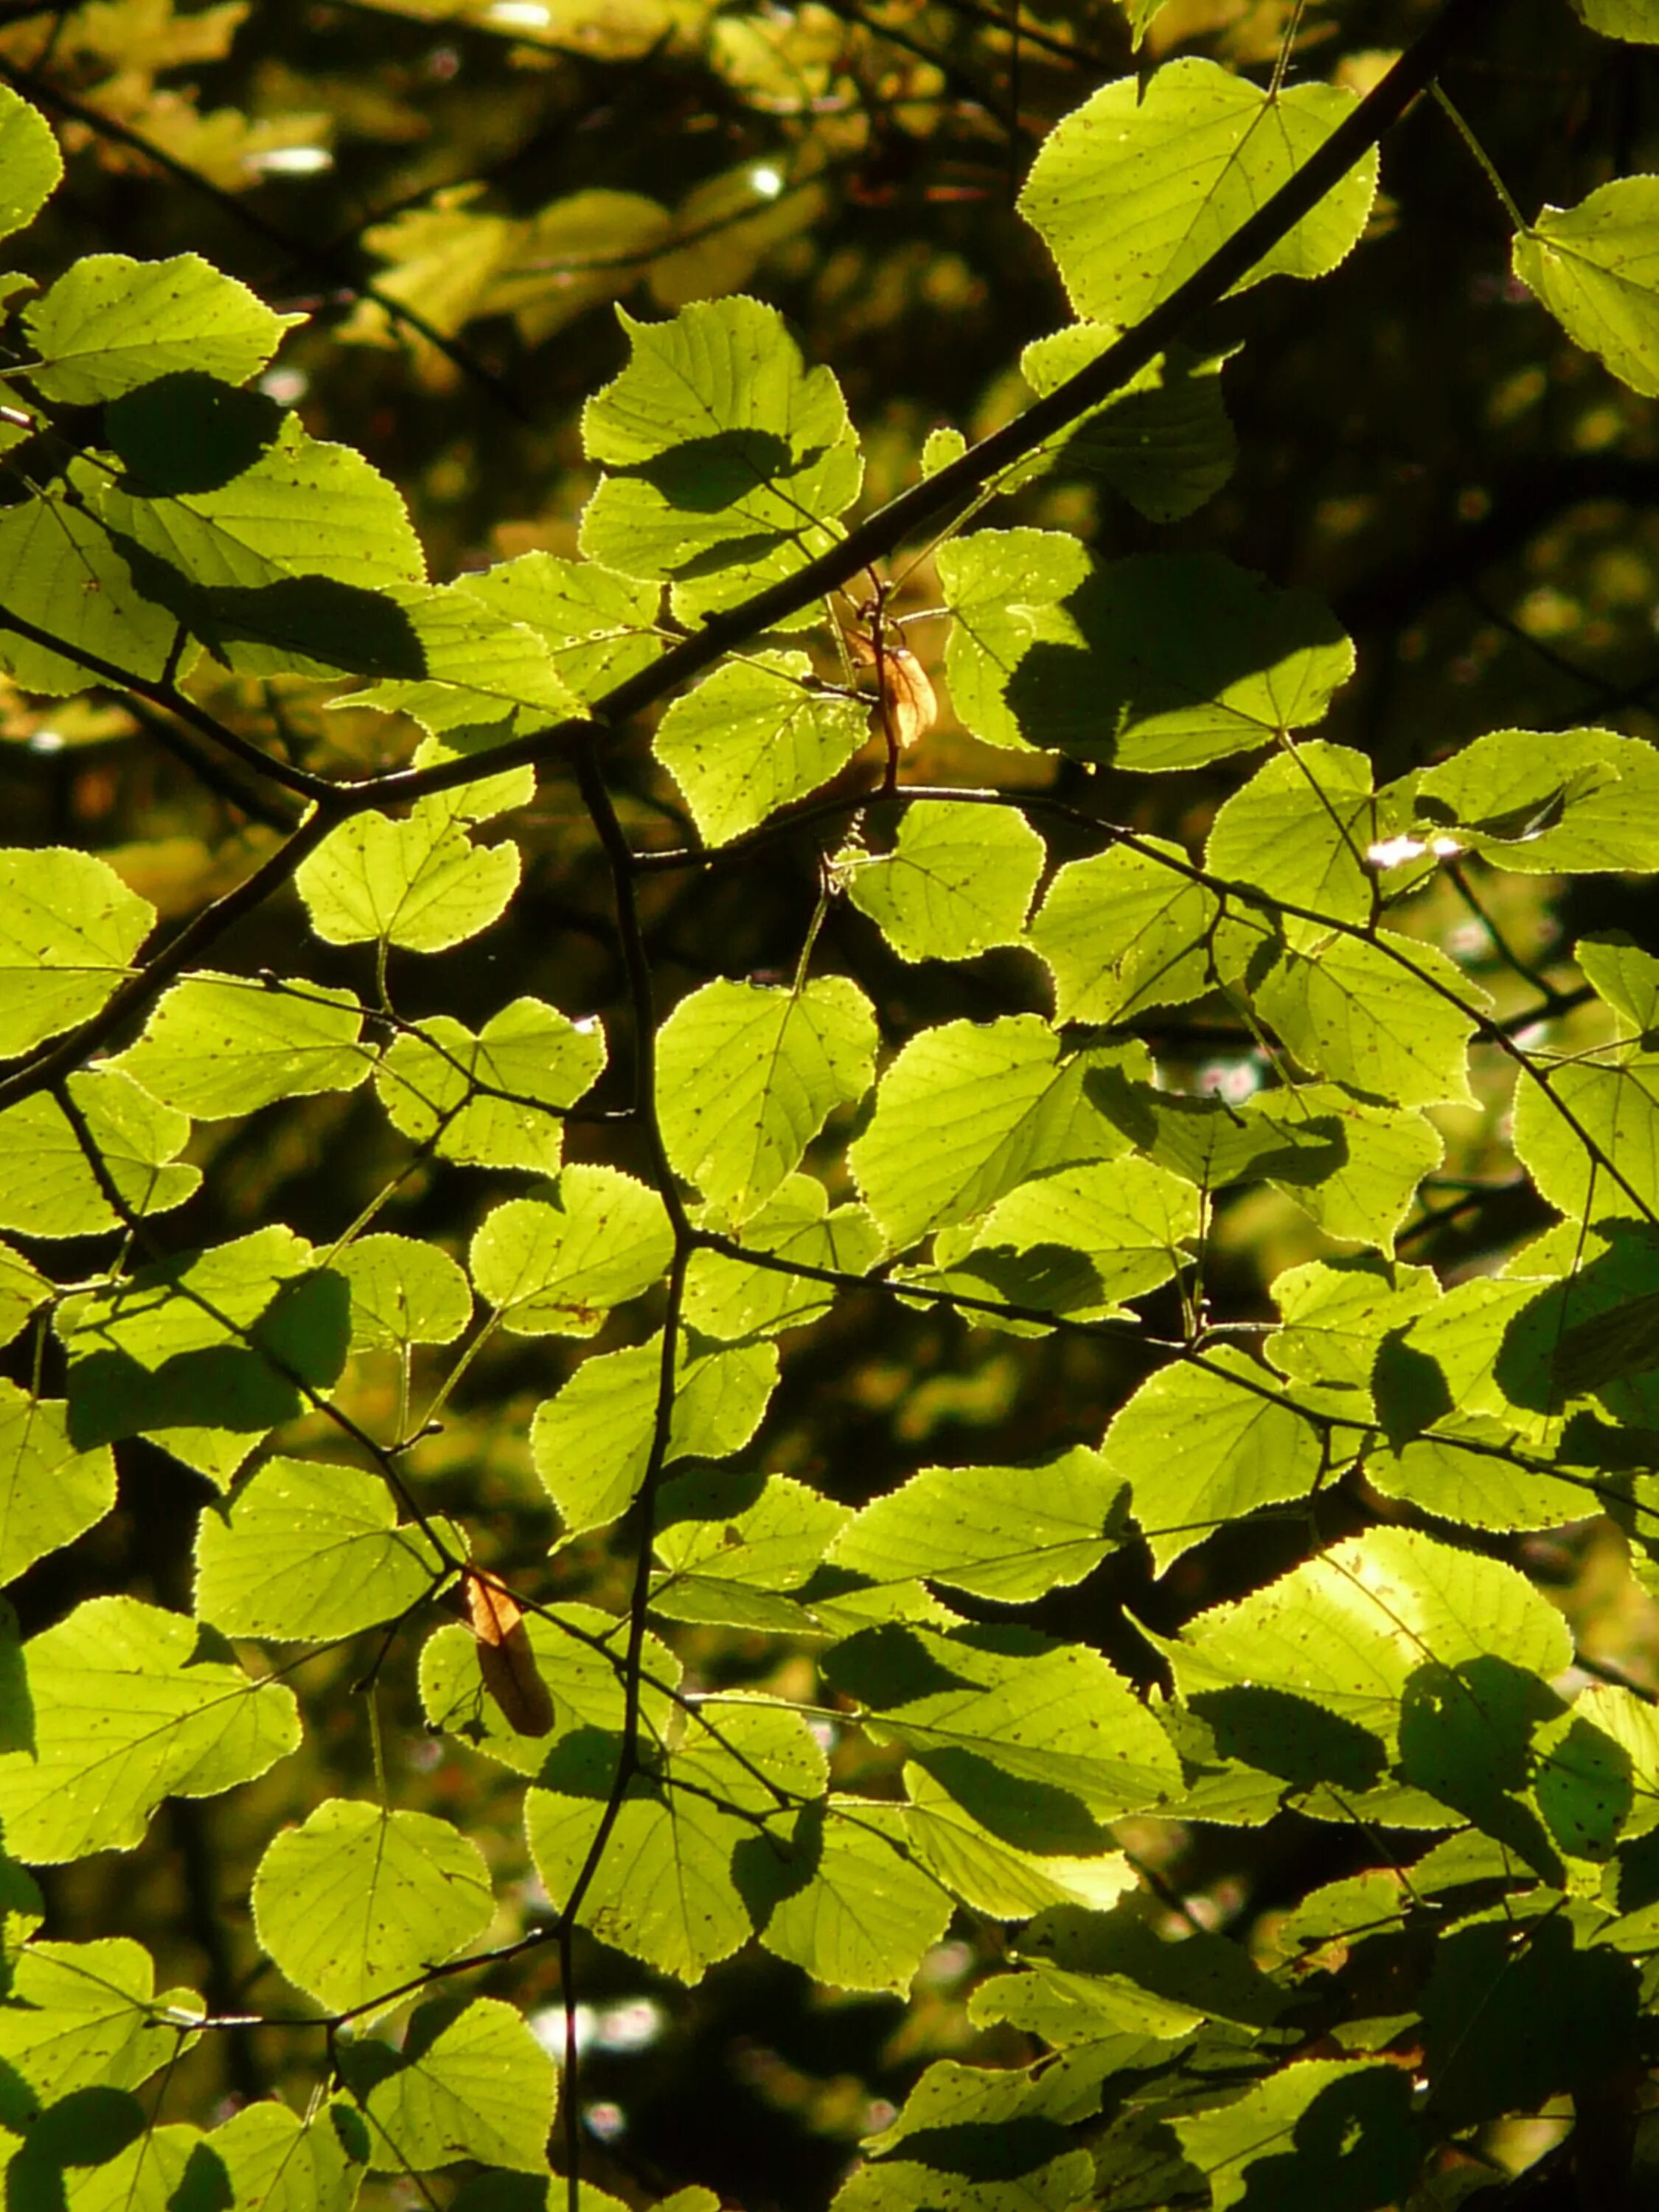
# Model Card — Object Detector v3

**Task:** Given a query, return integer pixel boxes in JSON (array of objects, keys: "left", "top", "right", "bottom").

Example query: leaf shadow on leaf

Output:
[
  {"left": 338, "top": 1992, "right": 473, "bottom": 2105},
  {"left": 655, "top": 1463, "right": 770, "bottom": 1531},
  {"left": 938, "top": 1244, "right": 1108, "bottom": 1318},
  {"left": 111, "top": 527, "right": 429, "bottom": 680},
  {"left": 1371, "top": 1333, "right": 1455, "bottom": 1448},
  {"left": 1492, "top": 1222, "right": 1659, "bottom": 1420},
  {"left": 625, "top": 428, "right": 795, "bottom": 512},
  {"left": 106, "top": 372, "right": 285, "bottom": 495},
  {"left": 1534, "top": 1712, "right": 1634, "bottom": 1861},
  {"left": 731, "top": 1798, "right": 824, "bottom": 1925},
  {"left": 0, "top": 1609, "right": 32, "bottom": 1756},
  {"left": 1086, "top": 1070, "right": 1348, "bottom": 1189},
  {"left": 64, "top": 1268, "right": 351, "bottom": 1452},
  {"left": 1210, "top": 2066, "right": 1416, "bottom": 2212},
  {"left": 1021, "top": 1900, "right": 1284, "bottom": 2027},
  {"left": 528, "top": 1724, "right": 626, "bottom": 1797},
  {"left": 821, "top": 1624, "right": 979, "bottom": 1705},
  {"left": 869, "top": 2116, "right": 1077, "bottom": 2183},
  {"left": 999, "top": 556, "right": 1348, "bottom": 765},
  {"left": 1191, "top": 1685, "right": 1385, "bottom": 1793},
  {"left": 912, "top": 1745, "right": 1110, "bottom": 1854},
  {"left": 1421, "top": 1915, "right": 1638, "bottom": 2129},
  {"left": 7, "top": 2094, "right": 234, "bottom": 2212},
  {"left": 1397, "top": 1656, "right": 1563, "bottom": 1878}
]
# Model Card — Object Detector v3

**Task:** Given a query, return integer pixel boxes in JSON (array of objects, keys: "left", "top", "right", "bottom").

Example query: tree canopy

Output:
[{"left": 3, "top": 1, "right": 1659, "bottom": 2208}]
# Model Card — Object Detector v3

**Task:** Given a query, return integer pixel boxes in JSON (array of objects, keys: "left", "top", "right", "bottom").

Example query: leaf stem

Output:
[{"left": 1431, "top": 81, "right": 1528, "bottom": 232}]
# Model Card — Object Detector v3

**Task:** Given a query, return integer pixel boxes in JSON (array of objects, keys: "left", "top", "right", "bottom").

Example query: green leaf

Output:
[
  {"left": 0, "top": 1068, "right": 198, "bottom": 1239},
  {"left": 829, "top": 1446, "right": 1127, "bottom": 1603},
  {"left": 654, "top": 650, "right": 869, "bottom": 846},
  {"left": 0, "top": 1938, "right": 190, "bottom": 2107},
  {"left": 210, "top": 2100, "right": 366, "bottom": 2212},
  {"left": 1514, "top": 178, "right": 1659, "bottom": 398},
  {"left": 837, "top": 2065, "right": 1095, "bottom": 2212},
  {"left": 421, "top": 1601, "right": 679, "bottom": 1775},
  {"left": 652, "top": 1467, "right": 851, "bottom": 1628},
  {"left": 323, "top": 579, "right": 580, "bottom": 730},
  {"left": 101, "top": 415, "right": 424, "bottom": 675},
  {"left": 937, "top": 527, "right": 1087, "bottom": 753},
  {"left": 46, "top": 2124, "right": 229, "bottom": 2212},
  {"left": 0, "top": 847, "right": 154, "bottom": 1058},
  {"left": 0, "top": 1595, "right": 302, "bottom": 1863},
  {"left": 1029, "top": 839, "right": 1220, "bottom": 1024},
  {"left": 113, "top": 973, "right": 368, "bottom": 1118},
  {"left": 1511, "top": 1046, "right": 1659, "bottom": 1223},
  {"left": 1018, "top": 323, "right": 1237, "bottom": 521},
  {"left": 531, "top": 1332, "right": 778, "bottom": 1536},
  {"left": 470, "top": 1167, "right": 672, "bottom": 1337},
  {"left": 1573, "top": 933, "right": 1659, "bottom": 1039},
  {"left": 251, "top": 1801, "right": 493, "bottom": 2016},
  {"left": 1412, "top": 726, "right": 1659, "bottom": 872},
  {"left": 0, "top": 484, "right": 182, "bottom": 694},
  {"left": 939, "top": 538, "right": 1353, "bottom": 770},
  {"left": 1205, "top": 742, "right": 1379, "bottom": 947},
  {"left": 830, "top": 1621, "right": 1181, "bottom": 1818},
  {"left": 1020, "top": 60, "right": 1378, "bottom": 326},
  {"left": 377, "top": 998, "right": 606, "bottom": 1175},
  {"left": 453, "top": 553, "right": 664, "bottom": 703},
  {"left": 1251, "top": 931, "right": 1484, "bottom": 1108},
  {"left": 335, "top": 1234, "right": 472, "bottom": 1352},
  {"left": 847, "top": 803, "right": 1045, "bottom": 964},
  {"left": 1364, "top": 1424, "right": 1593, "bottom": 1533},
  {"left": 56, "top": 1226, "right": 350, "bottom": 1475},
  {"left": 657, "top": 975, "right": 877, "bottom": 1225},
  {"left": 745, "top": 1798, "right": 953, "bottom": 1994},
  {"left": 1100, "top": 1347, "right": 1327, "bottom": 1573},
  {"left": 296, "top": 794, "right": 521, "bottom": 953},
  {"left": 0, "top": 1240, "right": 49, "bottom": 1349},
  {"left": 0, "top": 1381, "right": 116, "bottom": 1582},
  {"left": 1245, "top": 1081, "right": 1444, "bottom": 1249},
  {"left": 1168, "top": 1527, "right": 1572, "bottom": 1750},
  {"left": 580, "top": 298, "right": 861, "bottom": 616},
  {"left": 24, "top": 254, "right": 302, "bottom": 404},
  {"left": 946, "top": 1152, "right": 1202, "bottom": 1312},
  {"left": 194, "top": 1457, "right": 448, "bottom": 1640},
  {"left": 681, "top": 1178, "right": 885, "bottom": 1341},
  {"left": 528, "top": 1702, "right": 823, "bottom": 1982},
  {"left": 849, "top": 1018, "right": 1142, "bottom": 1251},
  {"left": 1572, "top": 0, "right": 1659, "bottom": 40},
  {"left": 904, "top": 1766, "right": 1137, "bottom": 1919},
  {"left": 0, "top": 84, "right": 62, "bottom": 244},
  {"left": 355, "top": 1997, "right": 556, "bottom": 2173},
  {"left": 1266, "top": 1253, "right": 1441, "bottom": 1399},
  {"left": 1173, "top": 2059, "right": 1415, "bottom": 2212}
]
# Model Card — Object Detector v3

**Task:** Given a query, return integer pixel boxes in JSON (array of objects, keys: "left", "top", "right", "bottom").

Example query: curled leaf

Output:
[{"left": 464, "top": 1569, "right": 556, "bottom": 1738}]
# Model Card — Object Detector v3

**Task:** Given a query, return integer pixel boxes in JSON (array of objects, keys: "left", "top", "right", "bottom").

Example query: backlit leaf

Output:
[
  {"left": 470, "top": 1167, "right": 672, "bottom": 1337},
  {"left": 0, "top": 1382, "right": 116, "bottom": 1583},
  {"left": 25, "top": 253, "right": 302, "bottom": 404},
  {"left": 1020, "top": 61, "right": 1378, "bottom": 326},
  {"left": 252, "top": 1801, "right": 493, "bottom": 2017},
  {"left": 194, "top": 1457, "right": 448, "bottom": 1640},
  {"left": 113, "top": 972, "right": 369, "bottom": 1118},
  {"left": 848, "top": 803, "right": 1045, "bottom": 964},
  {"left": 0, "top": 848, "right": 154, "bottom": 1059},
  {"left": 655, "top": 650, "right": 869, "bottom": 845},
  {"left": 1514, "top": 178, "right": 1659, "bottom": 398},
  {"left": 0, "top": 1596, "right": 302, "bottom": 1863},
  {"left": 656, "top": 975, "right": 877, "bottom": 1224},
  {"left": 356, "top": 1997, "right": 556, "bottom": 2173}
]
